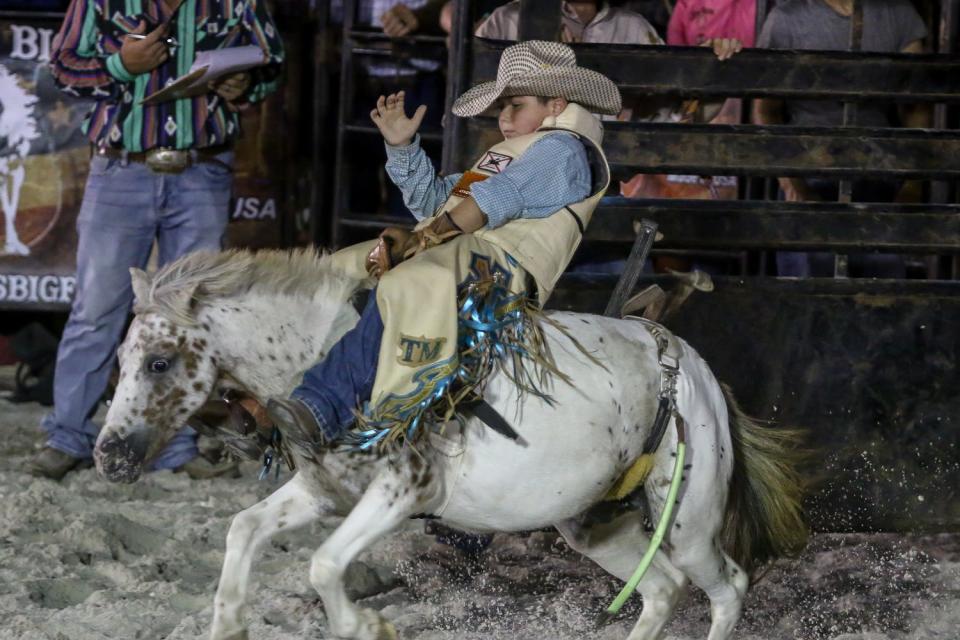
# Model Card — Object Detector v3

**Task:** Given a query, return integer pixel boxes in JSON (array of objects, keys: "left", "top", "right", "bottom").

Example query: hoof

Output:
[
  {"left": 222, "top": 631, "right": 249, "bottom": 640},
  {"left": 354, "top": 608, "right": 398, "bottom": 640}
]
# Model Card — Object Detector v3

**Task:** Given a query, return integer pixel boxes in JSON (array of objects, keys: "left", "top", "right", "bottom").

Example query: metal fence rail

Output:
[
  {"left": 471, "top": 39, "right": 960, "bottom": 103},
  {"left": 456, "top": 118, "right": 960, "bottom": 180}
]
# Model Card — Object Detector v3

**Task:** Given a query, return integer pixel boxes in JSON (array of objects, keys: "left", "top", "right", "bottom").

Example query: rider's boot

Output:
[{"left": 265, "top": 397, "right": 327, "bottom": 458}]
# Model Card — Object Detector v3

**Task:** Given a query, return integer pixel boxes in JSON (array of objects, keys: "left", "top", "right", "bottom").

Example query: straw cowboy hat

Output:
[{"left": 452, "top": 40, "right": 622, "bottom": 118}]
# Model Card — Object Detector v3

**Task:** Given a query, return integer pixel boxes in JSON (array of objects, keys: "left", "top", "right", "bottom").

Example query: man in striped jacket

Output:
[{"left": 31, "top": 0, "right": 284, "bottom": 480}]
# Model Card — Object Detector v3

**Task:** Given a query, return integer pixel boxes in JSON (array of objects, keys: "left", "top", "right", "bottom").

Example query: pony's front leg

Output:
[
  {"left": 210, "top": 473, "right": 325, "bottom": 640},
  {"left": 311, "top": 463, "right": 440, "bottom": 640}
]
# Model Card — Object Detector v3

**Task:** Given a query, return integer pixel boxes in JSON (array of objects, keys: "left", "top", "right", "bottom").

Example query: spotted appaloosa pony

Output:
[{"left": 94, "top": 249, "right": 807, "bottom": 640}]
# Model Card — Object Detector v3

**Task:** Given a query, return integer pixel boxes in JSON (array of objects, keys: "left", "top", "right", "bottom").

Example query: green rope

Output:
[{"left": 604, "top": 441, "right": 687, "bottom": 616}]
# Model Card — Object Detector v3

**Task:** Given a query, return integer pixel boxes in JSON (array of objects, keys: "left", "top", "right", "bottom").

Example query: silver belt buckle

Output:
[{"left": 145, "top": 148, "right": 190, "bottom": 173}]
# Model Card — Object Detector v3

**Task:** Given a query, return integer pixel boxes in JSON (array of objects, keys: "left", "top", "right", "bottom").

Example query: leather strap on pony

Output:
[{"left": 604, "top": 319, "right": 684, "bottom": 501}]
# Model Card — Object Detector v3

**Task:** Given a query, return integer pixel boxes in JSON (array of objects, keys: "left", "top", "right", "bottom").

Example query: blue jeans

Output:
[
  {"left": 291, "top": 293, "right": 384, "bottom": 440},
  {"left": 42, "top": 152, "right": 232, "bottom": 468}
]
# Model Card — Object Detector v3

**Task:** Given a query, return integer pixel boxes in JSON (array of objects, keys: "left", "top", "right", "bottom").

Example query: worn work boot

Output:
[
  {"left": 265, "top": 397, "right": 327, "bottom": 458},
  {"left": 27, "top": 447, "right": 92, "bottom": 480}
]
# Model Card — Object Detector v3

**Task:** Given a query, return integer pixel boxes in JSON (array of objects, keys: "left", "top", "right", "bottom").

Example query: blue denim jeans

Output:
[
  {"left": 42, "top": 152, "right": 232, "bottom": 468},
  {"left": 291, "top": 293, "right": 384, "bottom": 440}
]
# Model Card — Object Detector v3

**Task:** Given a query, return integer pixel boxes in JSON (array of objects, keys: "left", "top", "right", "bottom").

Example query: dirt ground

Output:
[{"left": 0, "top": 395, "right": 957, "bottom": 640}]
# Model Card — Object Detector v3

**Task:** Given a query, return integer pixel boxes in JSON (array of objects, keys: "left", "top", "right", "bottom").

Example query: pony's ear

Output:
[
  {"left": 165, "top": 281, "right": 200, "bottom": 319},
  {"left": 130, "top": 268, "right": 151, "bottom": 304}
]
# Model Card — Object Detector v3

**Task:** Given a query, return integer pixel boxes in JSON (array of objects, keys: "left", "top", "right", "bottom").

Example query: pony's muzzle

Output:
[{"left": 94, "top": 430, "right": 149, "bottom": 483}]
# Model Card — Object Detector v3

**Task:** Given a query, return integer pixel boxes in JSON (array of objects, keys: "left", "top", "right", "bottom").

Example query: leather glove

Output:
[{"left": 365, "top": 227, "right": 415, "bottom": 278}]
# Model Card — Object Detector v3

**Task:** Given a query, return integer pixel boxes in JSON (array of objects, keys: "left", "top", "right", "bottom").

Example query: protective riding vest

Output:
[
  {"left": 416, "top": 101, "right": 611, "bottom": 306},
  {"left": 363, "top": 103, "right": 612, "bottom": 423}
]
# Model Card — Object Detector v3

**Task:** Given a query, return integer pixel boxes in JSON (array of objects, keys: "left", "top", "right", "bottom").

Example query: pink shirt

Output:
[{"left": 667, "top": 0, "right": 757, "bottom": 46}]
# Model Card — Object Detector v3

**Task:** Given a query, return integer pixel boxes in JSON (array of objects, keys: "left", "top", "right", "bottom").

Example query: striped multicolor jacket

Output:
[{"left": 50, "top": 0, "right": 285, "bottom": 151}]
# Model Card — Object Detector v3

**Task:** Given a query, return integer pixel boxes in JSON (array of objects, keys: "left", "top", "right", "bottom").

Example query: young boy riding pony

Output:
[{"left": 267, "top": 41, "right": 619, "bottom": 454}]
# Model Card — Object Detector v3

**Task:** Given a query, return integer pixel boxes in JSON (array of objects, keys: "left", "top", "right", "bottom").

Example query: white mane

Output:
[{"left": 137, "top": 248, "right": 362, "bottom": 325}]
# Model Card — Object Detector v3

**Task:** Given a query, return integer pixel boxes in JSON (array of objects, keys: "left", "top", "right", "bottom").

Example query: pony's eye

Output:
[{"left": 147, "top": 358, "right": 171, "bottom": 374}]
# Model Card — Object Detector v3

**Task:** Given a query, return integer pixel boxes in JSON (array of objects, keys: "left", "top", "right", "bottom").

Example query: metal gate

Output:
[{"left": 443, "top": 0, "right": 960, "bottom": 531}]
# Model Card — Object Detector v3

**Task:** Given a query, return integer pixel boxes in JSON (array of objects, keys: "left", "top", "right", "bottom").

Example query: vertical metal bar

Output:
[
  {"left": 936, "top": 0, "right": 960, "bottom": 278},
  {"left": 310, "top": 0, "right": 331, "bottom": 247},
  {"left": 932, "top": 0, "right": 957, "bottom": 205},
  {"left": 604, "top": 220, "right": 659, "bottom": 318},
  {"left": 442, "top": 0, "right": 473, "bottom": 175},
  {"left": 751, "top": 0, "right": 771, "bottom": 277},
  {"left": 754, "top": 0, "right": 769, "bottom": 42},
  {"left": 331, "top": 0, "right": 358, "bottom": 247},
  {"left": 834, "top": 0, "right": 863, "bottom": 278},
  {"left": 931, "top": 0, "right": 958, "bottom": 278}
]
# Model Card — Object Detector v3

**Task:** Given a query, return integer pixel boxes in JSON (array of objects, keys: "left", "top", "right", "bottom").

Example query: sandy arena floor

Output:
[{"left": 0, "top": 395, "right": 957, "bottom": 640}]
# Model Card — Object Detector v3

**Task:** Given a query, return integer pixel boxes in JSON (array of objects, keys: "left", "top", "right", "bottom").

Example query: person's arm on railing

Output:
[{"left": 752, "top": 97, "right": 818, "bottom": 201}]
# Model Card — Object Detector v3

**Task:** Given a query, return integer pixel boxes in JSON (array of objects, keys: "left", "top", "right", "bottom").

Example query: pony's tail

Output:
[{"left": 719, "top": 383, "right": 809, "bottom": 574}]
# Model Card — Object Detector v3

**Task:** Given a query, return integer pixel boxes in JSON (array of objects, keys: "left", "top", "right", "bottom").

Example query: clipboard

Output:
[{"left": 141, "top": 45, "right": 267, "bottom": 105}]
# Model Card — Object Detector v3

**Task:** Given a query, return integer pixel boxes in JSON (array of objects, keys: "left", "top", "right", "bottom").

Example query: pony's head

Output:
[
  {"left": 94, "top": 266, "right": 219, "bottom": 482},
  {"left": 94, "top": 249, "right": 362, "bottom": 483}
]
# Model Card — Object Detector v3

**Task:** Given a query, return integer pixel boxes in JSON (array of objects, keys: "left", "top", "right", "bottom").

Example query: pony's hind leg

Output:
[
  {"left": 647, "top": 438, "right": 748, "bottom": 640},
  {"left": 310, "top": 457, "right": 441, "bottom": 640},
  {"left": 210, "top": 473, "right": 326, "bottom": 640},
  {"left": 555, "top": 511, "right": 687, "bottom": 640},
  {"left": 667, "top": 535, "right": 748, "bottom": 640}
]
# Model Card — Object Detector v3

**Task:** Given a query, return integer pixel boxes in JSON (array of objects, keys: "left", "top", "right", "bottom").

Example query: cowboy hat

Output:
[{"left": 452, "top": 40, "right": 621, "bottom": 118}]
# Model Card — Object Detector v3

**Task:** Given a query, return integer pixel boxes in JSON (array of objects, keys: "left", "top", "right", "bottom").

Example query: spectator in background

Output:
[
  {"left": 619, "top": 0, "right": 671, "bottom": 36},
  {"left": 753, "top": 0, "right": 929, "bottom": 277},
  {"left": 622, "top": 0, "right": 756, "bottom": 237},
  {"left": 330, "top": 0, "right": 442, "bottom": 33},
  {"left": 474, "top": 1, "right": 739, "bottom": 122},
  {"left": 439, "top": 0, "right": 506, "bottom": 47},
  {"left": 367, "top": 0, "right": 445, "bottom": 36},
  {"left": 668, "top": 0, "right": 756, "bottom": 47},
  {"left": 33, "top": 0, "right": 284, "bottom": 480},
  {"left": 476, "top": 0, "right": 662, "bottom": 44}
]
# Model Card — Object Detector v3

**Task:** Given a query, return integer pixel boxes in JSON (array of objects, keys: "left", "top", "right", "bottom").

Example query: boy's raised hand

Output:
[{"left": 370, "top": 92, "right": 427, "bottom": 147}]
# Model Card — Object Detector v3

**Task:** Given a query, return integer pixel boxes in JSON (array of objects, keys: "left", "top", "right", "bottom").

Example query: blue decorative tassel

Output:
[{"left": 342, "top": 278, "right": 561, "bottom": 452}]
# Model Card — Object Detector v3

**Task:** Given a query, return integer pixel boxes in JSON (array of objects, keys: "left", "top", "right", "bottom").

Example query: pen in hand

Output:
[{"left": 128, "top": 33, "right": 179, "bottom": 48}]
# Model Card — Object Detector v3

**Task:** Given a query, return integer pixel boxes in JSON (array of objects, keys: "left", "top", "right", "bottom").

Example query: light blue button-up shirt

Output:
[{"left": 384, "top": 132, "right": 592, "bottom": 229}]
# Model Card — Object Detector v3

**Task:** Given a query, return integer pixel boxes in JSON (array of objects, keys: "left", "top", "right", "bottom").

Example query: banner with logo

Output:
[{"left": 0, "top": 13, "right": 290, "bottom": 311}]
